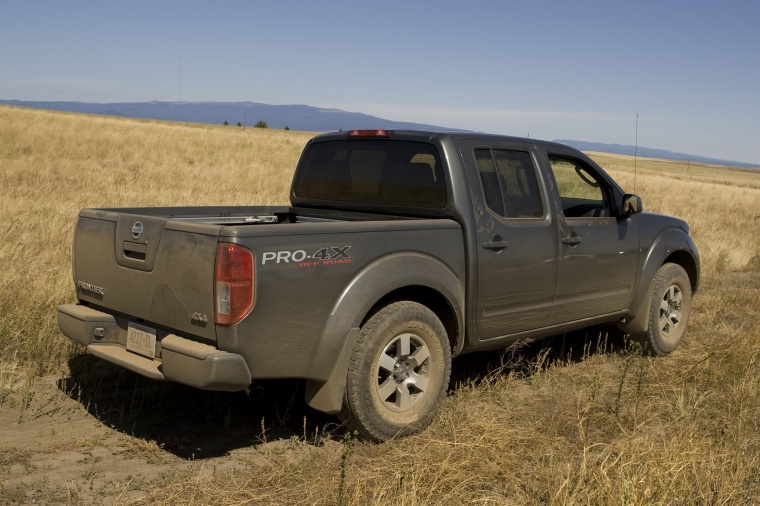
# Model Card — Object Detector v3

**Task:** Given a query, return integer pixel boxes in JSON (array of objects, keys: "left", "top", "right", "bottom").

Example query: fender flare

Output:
[
  {"left": 304, "top": 251, "right": 464, "bottom": 414},
  {"left": 619, "top": 227, "right": 700, "bottom": 335}
]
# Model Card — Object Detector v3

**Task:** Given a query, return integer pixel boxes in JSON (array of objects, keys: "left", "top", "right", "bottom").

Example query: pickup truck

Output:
[{"left": 58, "top": 129, "right": 699, "bottom": 441}]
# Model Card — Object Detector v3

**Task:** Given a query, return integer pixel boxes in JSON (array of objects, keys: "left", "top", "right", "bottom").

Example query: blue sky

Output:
[{"left": 2, "top": 1, "right": 759, "bottom": 164}]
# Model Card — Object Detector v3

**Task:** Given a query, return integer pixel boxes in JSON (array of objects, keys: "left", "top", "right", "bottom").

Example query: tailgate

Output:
[{"left": 73, "top": 209, "right": 222, "bottom": 341}]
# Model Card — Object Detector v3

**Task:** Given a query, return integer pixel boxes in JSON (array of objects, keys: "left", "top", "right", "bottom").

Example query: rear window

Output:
[{"left": 293, "top": 140, "right": 446, "bottom": 209}]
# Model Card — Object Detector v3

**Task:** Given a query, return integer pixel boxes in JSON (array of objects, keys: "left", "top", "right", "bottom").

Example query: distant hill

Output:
[
  {"left": 0, "top": 99, "right": 460, "bottom": 133},
  {"left": 555, "top": 140, "right": 759, "bottom": 169}
]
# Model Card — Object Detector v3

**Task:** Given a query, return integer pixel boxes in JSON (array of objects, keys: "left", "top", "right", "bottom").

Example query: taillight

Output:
[
  {"left": 346, "top": 129, "right": 391, "bottom": 138},
  {"left": 214, "top": 243, "right": 255, "bottom": 325}
]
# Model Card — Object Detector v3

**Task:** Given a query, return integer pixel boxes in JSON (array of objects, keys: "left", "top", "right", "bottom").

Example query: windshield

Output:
[{"left": 293, "top": 139, "right": 446, "bottom": 209}]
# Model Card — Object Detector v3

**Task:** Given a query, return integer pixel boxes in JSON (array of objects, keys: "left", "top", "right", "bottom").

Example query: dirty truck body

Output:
[{"left": 58, "top": 130, "right": 699, "bottom": 441}]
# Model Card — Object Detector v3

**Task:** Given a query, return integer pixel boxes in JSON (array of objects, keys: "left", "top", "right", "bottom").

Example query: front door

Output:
[{"left": 542, "top": 151, "right": 640, "bottom": 324}]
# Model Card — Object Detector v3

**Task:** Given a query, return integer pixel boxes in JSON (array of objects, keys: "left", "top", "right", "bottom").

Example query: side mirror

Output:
[{"left": 622, "top": 194, "right": 643, "bottom": 215}]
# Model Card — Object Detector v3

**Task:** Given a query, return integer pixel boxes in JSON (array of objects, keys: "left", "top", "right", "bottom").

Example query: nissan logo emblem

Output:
[{"left": 131, "top": 221, "right": 144, "bottom": 240}]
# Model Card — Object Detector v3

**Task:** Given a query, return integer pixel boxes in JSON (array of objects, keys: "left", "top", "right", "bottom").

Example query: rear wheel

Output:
[
  {"left": 635, "top": 263, "right": 692, "bottom": 355},
  {"left": 339, "top": 301, "right": 451, "bottom": 441}
]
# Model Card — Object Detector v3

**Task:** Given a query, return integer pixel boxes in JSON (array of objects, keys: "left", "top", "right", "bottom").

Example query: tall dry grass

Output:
[
  {"left": 0, "top": 105, "right": 310, "bottom": 372},
  {"left": 2, "top": 105, "right": 759, "bottom": 504},
  {"left": 126, "top": 285, "right": 760, "bottom": 505},
  {"left": 590, "top": 152, "right": 760, "bottom": 276}
]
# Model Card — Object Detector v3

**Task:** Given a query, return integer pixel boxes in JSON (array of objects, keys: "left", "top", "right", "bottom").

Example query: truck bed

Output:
[{"left": 72, "top": 205, "right": 464, "bottom": 352}]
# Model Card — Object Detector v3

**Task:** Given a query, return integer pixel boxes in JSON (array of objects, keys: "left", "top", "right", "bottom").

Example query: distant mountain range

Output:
[
  {"left": 2, "top": 99, "right": 757, "bottom": 169},
  {"left": 0, "top": 99, "right": 457, "bottom": 133},
  {"left": 554, "top": 140, "right": 759, "bottom": 170}
]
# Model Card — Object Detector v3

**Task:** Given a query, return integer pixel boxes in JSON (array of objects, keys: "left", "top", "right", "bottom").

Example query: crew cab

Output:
[{"left": 58, "top": 129, "right": 699, "bottom": 441}]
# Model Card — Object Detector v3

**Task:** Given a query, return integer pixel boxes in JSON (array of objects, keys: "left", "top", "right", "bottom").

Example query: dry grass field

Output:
[{"left": 1, "top": 105, "right": 759, "bottom": 505}]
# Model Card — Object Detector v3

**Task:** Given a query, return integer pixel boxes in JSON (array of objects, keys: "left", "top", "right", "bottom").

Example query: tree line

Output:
[{"left": 222, "top": 120, "right": 289, "bottom": 130}]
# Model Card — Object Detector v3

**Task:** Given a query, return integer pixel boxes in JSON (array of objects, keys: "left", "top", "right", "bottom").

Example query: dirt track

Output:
[
  {"left": 0, "top": 342, "right": 540, "bottom": 505},
  {"left": 0, "top": 356, "right": 341, "bottom": 504}
]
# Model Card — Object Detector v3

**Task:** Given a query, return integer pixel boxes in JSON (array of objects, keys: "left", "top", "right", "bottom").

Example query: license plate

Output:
[{"left": 127, "top": 322, "right": 157, "bottom": 359}]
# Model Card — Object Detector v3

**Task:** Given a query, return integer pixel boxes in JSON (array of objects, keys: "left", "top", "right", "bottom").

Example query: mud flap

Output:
[{"left": 304, "top": 328, "right": 360, "bottom": 414}]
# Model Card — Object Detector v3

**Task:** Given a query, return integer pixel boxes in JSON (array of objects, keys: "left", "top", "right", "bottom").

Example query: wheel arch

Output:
[
  {"left": 361, "top": 285, "right": 463, "bottom": 357},
  {"left": 619, "top": 227, "right": 700, "bottom": 335},
  {"left": 663, "top": 249, "right": 699, "bottom": 294},
  {"left": 304, "top": 252, "right": 464, "bottom": 414}
]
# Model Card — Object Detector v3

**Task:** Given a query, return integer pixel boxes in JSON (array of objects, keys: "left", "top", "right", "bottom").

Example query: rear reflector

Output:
[
  {"left": 346, "top": 129, "right": 391, "bottom": 138},
  {"left": 215, "top": 243, "right": 254, "bottom": 325}
]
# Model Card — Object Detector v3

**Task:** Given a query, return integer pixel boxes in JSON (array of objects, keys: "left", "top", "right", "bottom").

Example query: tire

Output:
[
  {"left": 339, "top": 301, "right": 451, "bottom": 442},
  {"left": 635, "top": 263, "right": 692, "bottom": 356}
]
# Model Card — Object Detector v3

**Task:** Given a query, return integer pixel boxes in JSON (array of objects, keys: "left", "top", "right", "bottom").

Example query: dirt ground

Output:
[
  {"left": 0, "top": 356, "right": 345, "bottom": 505},
  {"left": 0, "top": 341, "right": 548, "bottom": 505}
]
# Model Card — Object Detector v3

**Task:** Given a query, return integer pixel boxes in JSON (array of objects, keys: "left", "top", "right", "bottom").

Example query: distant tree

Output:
[
  {"left": 284, "top": 126, "right": 290, "bottom": 131},
  {"left": 223, "top": 120, "right": 228, "bottom": 126},
  {"left": 254, "top": 120, "right": 268, "bottom": 129},
  {"left": 237, "top": 122, "right": 242, "bottom": 127}
]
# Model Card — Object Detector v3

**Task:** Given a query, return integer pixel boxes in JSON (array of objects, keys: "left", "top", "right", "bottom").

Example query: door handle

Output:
[
  {"left": 562, "top": 236, "right": 582, "bottom": 246},
  {"left": 483, "top": 240, "right": 509, "bottom": 251}
]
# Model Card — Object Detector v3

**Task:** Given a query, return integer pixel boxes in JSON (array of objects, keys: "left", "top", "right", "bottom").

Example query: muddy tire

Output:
[
  {"left": 339, "top": 301, "right": 451, "bottom": 442},
  {"left": 635, "top": 263, "right": 692, "bottom": 356}
]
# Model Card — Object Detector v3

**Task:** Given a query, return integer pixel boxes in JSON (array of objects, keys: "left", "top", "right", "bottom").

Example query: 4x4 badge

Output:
[{"left": 131, "top": 221, "right": 144, "bottom": 240}]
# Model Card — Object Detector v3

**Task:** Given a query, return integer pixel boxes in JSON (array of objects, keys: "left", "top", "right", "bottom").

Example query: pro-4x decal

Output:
[{"left": 261, "top": 246, "right": 352, "bottom": 267}]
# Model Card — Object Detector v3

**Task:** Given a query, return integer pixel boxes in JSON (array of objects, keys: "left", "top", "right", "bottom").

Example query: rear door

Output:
[{"left": 460, "top": 140, "right": 559, "bottom": 339}]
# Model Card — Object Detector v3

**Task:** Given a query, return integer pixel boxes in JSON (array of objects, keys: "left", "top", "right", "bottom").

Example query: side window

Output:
[
  {"left": 475, "top": 149, "right": 544, "bottom": 219},
  {"left": 493, "top": 150, "right": 544, "bottom": 218},
  {"left": 549, "top": 156, "right": 609, "bottom": 218}
]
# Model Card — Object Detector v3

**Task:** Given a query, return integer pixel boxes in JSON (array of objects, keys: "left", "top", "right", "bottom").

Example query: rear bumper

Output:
[{"left": 57, "top": 304, "right": 252, "bottom": 392}]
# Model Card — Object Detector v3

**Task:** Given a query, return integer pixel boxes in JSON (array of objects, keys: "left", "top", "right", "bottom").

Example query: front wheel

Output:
[
  {"left": 634, "top": 263, "right": 693, "bottom": 356},
  {"left": 339, "top": 301, "right": 451, "bottom": 441}
]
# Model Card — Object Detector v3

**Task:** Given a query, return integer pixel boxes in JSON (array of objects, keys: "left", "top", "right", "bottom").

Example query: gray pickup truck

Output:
[{"left": 58, "top": 129, "right": 699, "bottom": 441}]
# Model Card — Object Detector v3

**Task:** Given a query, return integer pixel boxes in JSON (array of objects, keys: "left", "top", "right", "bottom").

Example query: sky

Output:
[{"left": 2, "top": 1, "right": 759, "bottom": 165}]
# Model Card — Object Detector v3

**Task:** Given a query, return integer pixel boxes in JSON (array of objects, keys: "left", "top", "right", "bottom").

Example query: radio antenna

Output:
[
  {"left": 634, "top": 114, "right": 638, "bottom": 194},
  {"left": 178, "top": 57, "right": 183, "bottom": 105}
]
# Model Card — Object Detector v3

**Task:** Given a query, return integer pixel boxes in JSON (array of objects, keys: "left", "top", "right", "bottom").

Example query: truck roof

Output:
[{"left": 310, "top": 129, "right": 579, "bottom": 153}]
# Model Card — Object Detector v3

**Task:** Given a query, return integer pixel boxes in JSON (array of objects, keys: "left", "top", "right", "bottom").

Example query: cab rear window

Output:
[{"left": 293, "top": 140, "right": 446, "bottom": 209}]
